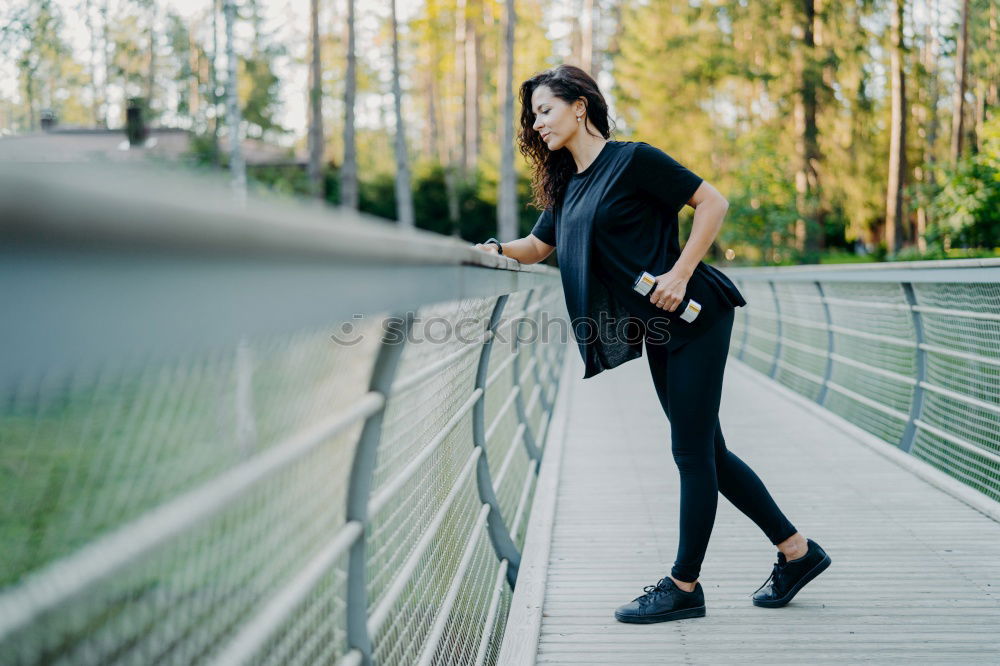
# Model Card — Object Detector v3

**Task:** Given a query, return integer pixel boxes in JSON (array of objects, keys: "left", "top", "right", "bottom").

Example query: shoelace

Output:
[
  {"left": 752, "top": 560, "right": 784, "bottom": 597},
  {"left": 632, "top": 577, "right": 672, "bottom": 604}
]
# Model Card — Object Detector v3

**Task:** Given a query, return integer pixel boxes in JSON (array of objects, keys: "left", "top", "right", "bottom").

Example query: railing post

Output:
[
  {"left": 899, "top": 282, "right": 927, "bottom": 453},
  {"left": 511, "top": 290, "right": 542, "bottom": 463},
  {"left": 473, "top": 296, "right": 523, "bottom": 588},
  {"left": 527, "top": 291, "right": 554, "bottom": 415},
  {"left": 815, "top": 281, "right": 834, "bottom": 406},
  {"left": 737, "top": 279, "right": 750, "bottom": 362},
  {"left": 768, "top": 280, "right": 782, "bottom": 379},
  {"left": 345, "top": 312, "right": 413, "bottom": 666}
]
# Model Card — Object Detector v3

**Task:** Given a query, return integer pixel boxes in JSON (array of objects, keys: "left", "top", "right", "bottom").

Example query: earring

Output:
[{"left": 577, "top": 116, "right": 582, "bottom": 122}]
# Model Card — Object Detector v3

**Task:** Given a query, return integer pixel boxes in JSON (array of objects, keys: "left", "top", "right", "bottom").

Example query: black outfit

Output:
[
  {"left": 532, "top": 140, "right": 797, "bottom": 583},
  {"left": 645, "top": 308, "right": 797, "bottom": 582},
  {"left": 530, "top": 140, "right": 747, "bottom": 380}
]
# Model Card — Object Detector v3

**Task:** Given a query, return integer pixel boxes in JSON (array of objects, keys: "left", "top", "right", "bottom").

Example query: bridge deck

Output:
[{"left": 524, "top": 352, "right": 1000, "bottom": 664}]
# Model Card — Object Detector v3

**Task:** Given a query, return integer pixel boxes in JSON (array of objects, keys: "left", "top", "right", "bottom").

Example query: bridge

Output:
[{"left": 1, "top": 164, "right": 998, "bottom": 665}]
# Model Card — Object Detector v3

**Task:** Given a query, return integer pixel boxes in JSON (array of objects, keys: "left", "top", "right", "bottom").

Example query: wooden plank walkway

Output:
[{"left": 519, "top": 350, "right": 1000, "bottom": 665}]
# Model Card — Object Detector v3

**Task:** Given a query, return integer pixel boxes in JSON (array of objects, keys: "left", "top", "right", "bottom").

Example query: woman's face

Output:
[{"left": 530, "top": 85, "right": 583, "bottom": 151}]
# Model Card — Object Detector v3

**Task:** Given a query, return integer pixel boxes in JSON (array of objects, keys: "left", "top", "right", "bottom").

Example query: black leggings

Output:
[{"left": 644, "top": 308, "right": 797, "bottom": 583}]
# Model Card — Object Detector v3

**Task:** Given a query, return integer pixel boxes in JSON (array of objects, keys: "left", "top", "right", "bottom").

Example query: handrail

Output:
[
  {"left": 0, "top": 163, "right": 570, "bottom": 666},
  {"left": 730, "top": 264, "right": 1000, "bottom": 505}
]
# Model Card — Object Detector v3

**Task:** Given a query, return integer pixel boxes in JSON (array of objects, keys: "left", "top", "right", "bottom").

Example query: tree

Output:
[
  {"left": 100, "top": 0, "right": 112, "bottom": 126},
  {"left": 5, "top": 0, "right": 84, "bottom": 130},
  {"left": 341, "top": 0, "right": 359, "bottom": 209},
  {"left": 210, "top": 0, "right": 220, "bottom": 162},
  {"left": 308, "top": 0, "right": 324, "bottom": 198},
  {"left": 914, "top": 0, "right": 942, "bottom": 252},
  {"left": 224, "top": 0, "right": 246, "bottom": 201},
  {"left": 240, "top": 0, "right": 286, "bottom": 139},
  {"left": 447, "top": 0, "right": 468, "bottom": 235},
  {"left": 580, "top": 0, "right": 594, "bottom": 75},
  {"left": 885, "top": 0, "right": 908, "bottom": 253},
  {"left": 496, "top": 0, "right": 517, "bottom": 241},
  {"left": 792, "top": 0, "right": 824, "bottom": 260},
  {"left": 390, "top": 0, "right": 415, "bottom": 227},
  {"left": 146, "top": 0, "right": 158, "bottom": 116},
  {"left": 83, "top": 0, "right": 102, "bottom": 125},
  {"left": 462, "top": 0, "right": 481, "bottom": 172},
  {"left": 951, "top": 0, "right": 970, "bottom": 163}
]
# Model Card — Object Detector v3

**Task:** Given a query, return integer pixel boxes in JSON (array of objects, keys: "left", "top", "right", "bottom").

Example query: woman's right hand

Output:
[{"left": 473, "top": 242, "right": 500, "bottom": 254}]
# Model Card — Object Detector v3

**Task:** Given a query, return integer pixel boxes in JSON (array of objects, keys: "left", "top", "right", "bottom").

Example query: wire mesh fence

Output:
[
  {"left": 728, "top": 262, "right": 1000, "bottom": 504},
  {"left": 0, "top": 164, "right": 568, "bottom": 666}
]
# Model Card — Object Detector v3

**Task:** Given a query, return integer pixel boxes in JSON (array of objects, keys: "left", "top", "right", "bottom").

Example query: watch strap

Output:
[{"left": 485, "top": 237, "right": 503, "bottom": 255}]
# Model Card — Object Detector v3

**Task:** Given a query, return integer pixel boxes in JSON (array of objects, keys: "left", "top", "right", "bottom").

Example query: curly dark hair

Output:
[{"left": 517, "top": 64, "right": 615, "bottom": 212}]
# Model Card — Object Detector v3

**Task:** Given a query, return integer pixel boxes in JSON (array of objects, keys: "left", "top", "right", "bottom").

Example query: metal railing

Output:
[
  {"left": 727, "top": 260, "right": 1000, "bottom": 504},
  {"left": 0, "top": 164, "right": 569, "bottom": 666}
]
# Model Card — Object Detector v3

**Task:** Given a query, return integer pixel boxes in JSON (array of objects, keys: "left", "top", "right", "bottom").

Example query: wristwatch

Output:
[{"left": 484, "top": 237, "right": 504, "bottom": 255}]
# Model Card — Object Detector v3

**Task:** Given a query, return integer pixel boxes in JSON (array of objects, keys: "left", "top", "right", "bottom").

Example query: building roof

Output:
[{"left": 0, "top": 128, "right": 306, "bottom": 166}]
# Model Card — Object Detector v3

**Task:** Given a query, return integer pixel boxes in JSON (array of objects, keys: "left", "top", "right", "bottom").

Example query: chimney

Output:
[
  {"left": 40, "top": 109, "right": 56, "bottom": 131},
  {"left": 126, "top": 98, "right": 148, "bottom": 147}
]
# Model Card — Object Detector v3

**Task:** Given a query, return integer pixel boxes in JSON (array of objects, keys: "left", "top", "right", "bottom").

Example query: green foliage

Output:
[
  {"left": 248, "top": 164, "right": 310, "bottom": 197},
  {"left": 3, "top": 0, "right": 88, "bottom": 128},
  {"left": 4, "top": 0, "right": 997, "bottom": 269},
  {"left": 164, "top": 12, "right": 199, "bottom": 122},
  {"left": 186, "top": 132, "right": 221, "bottom": 166},
  {"left": 341, "top": 163, "right": 510, "bottom": 242},
  {"left": 357, "top": 172, "right": 395, "bottom": 220},
  {"left": 411, "top": 164, "right": 454, "bottom": 236},
  {"left": 240, "top": 55, "right": 286, "bottom": 138},
  {"left": 239, "top": 0, "right": 287, "bottom": 140},
  {"left": 927, "top": 117, "right": 1000, "bottom": 250},
  {"left": 818, "top": 249, "right": 878, "bottom": 264},
  {"left": 714, "top": 127, "right": 800, "bottom": 265}
]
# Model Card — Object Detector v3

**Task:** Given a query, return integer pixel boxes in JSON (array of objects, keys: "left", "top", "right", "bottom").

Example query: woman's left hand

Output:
[{"left": 650, "top": 269, "right": 689, "bottom": 312}]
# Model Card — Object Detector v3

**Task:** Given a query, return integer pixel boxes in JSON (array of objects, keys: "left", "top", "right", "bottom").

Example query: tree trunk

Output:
[
  {"left": 989, "top": 2, "right": 998, "bottom": 115},
  {"left": 581, "top": 0, "right": 594, "bottom": 75},
  {"left": 464, "top": 0, "right": 481, "bottom": 172},
  {"left": 950, "top": 0, "right": 969, "bottom": 164},
  {"left": 425, "top": 64, "right": 438, "bottom": 161},
  {"left": 308, "top": 0, "right": 324, "bottom": 198},
  {"left": 25, "top": 72, "right": 36, "bottom": 131},
  {"left": 793, "top": 0, "right": 823, "bottom": 260},
  {"left": 146, "top": 8, "right": 156, "bottom": 115},
  {"left": 455, "top": 0, "right": 467, "bottom": 179},
  {"left": 210, "top": 0, "right": 220, "bottom": 165},
  {"left": 886, "top": 0, "right": 907, "bottom": 254},
  {"left": 84, "top": 0, "right": 102, "bottom": 126},
  {"left": 605, "top": 0, "right": 624, "bottom": 59},
  {"left": 974, "top": 79, "right": 986, "bottom": 152},
  {"left": 101, "top": 1, "right": 113, "bottom": 127},
  {"left": 421, "top": 21, "right": 441, "bottom": 164},
  {"left": 391, "top": 0, "right": 415, "bottom": 228},
  {"left": 570, "top": 12, "right": 581, "bottom": 68},
  {"left": 497, "top": 0, "right": 517, "bottom": 242},
  {"left": 340, "top": 0, "right": 359, "bottom": 209},
  {"left": 446, "top": 0, "right": 466, "bottom": 236},
  {"left": 189, "top": 28, "right": 201, "bottom": 121},
  {"left": 916, "top": 0, "right": 939, "bottom": 253},
  {"left": 224, "top": 0, "right": 246, "bottom": 202}
]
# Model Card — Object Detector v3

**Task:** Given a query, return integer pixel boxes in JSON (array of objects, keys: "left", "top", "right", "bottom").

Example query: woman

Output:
[{"left": 475, "top": 65, "right": 831, "bottom": 623}]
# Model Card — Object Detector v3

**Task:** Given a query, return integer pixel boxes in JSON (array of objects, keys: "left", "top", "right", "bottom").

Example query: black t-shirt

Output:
[{"left": 531, "top": 140, "right": 747, "bottom": 379}]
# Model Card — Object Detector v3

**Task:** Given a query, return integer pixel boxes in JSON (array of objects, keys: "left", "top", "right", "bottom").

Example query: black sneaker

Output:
[
  {"left": 614, "top": 576, "right": 706, "bottom": 624},
  {"left": 751, "top": 538, "right": 831, "bottom": 608}
]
